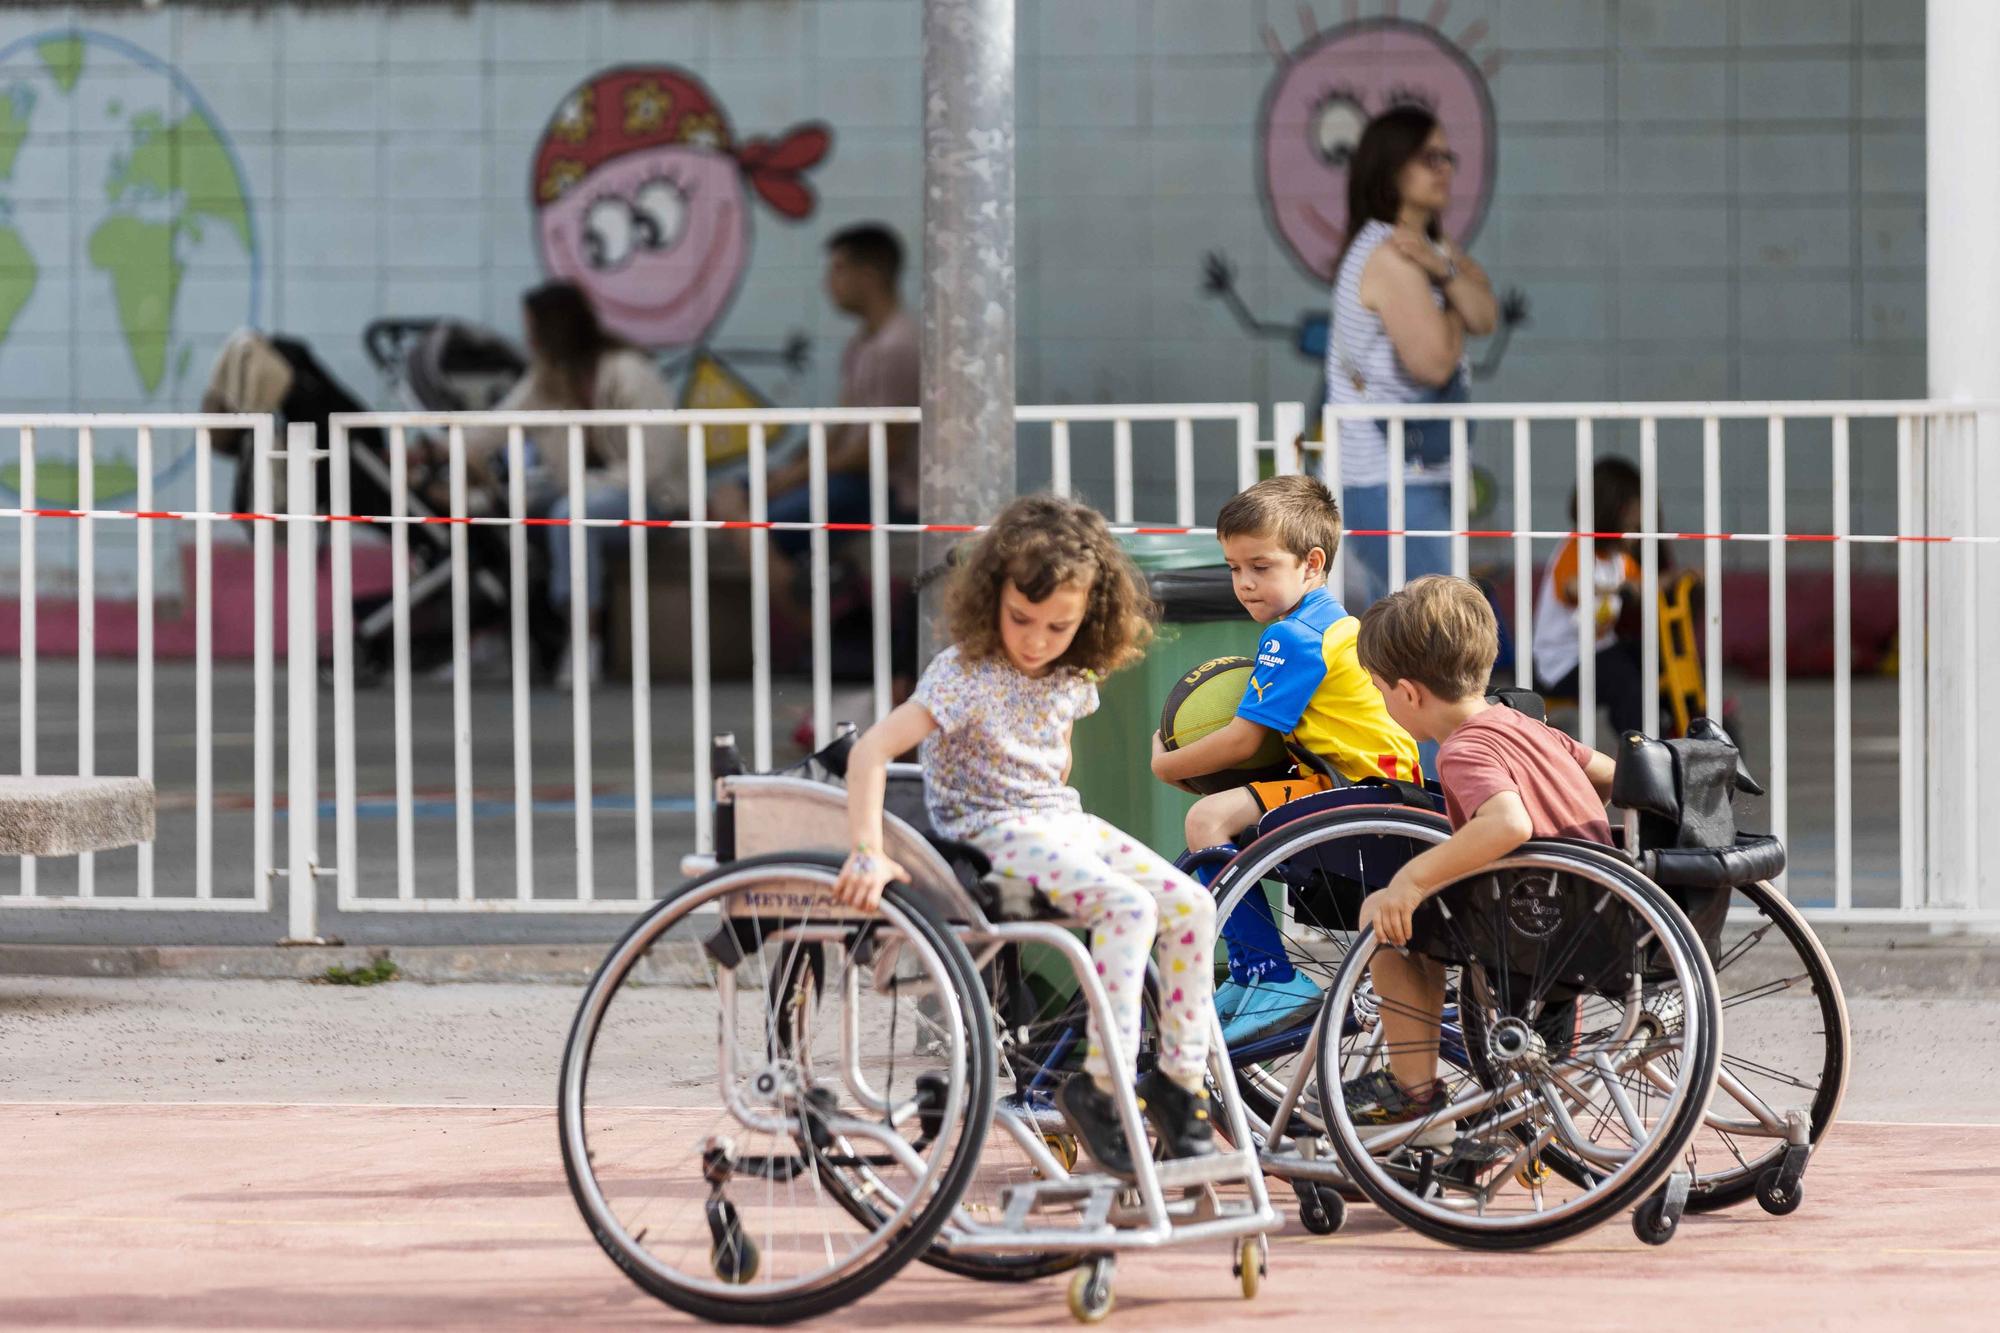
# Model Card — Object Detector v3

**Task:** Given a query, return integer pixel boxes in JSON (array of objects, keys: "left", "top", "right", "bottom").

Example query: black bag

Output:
[{"left": 1381, "top": 369, "right": 1474, "bottom": 469}]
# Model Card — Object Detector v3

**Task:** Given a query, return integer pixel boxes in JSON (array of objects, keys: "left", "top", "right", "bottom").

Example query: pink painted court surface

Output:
[{"left": 1, "top": 1105, "right": 1995, "bottom": 1330}]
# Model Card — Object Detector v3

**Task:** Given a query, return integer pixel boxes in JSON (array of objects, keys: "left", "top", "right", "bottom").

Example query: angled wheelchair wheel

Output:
[
  {"left": 559, "top": 855, "right": 994, "bottom": 1324},
  {"left": 779, "top": 929, "right": 1153, "bottom": 1283},
  {"left": 1678, "top": 879, "right": 1848, "bottom": 1212},
  {"left": 812, "top": 932, "right": 1176, "bottom": 1280},
  {"left": 1207, "top": 804, "right": 1451, "bottom": 1149},
  {"left": 1311, "top": 819, "right": 1721, "bottom": 1250}
]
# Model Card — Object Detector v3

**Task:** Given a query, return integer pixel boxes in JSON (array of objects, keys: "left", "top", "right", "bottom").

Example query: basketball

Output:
[{"left": 1158, "top": 655, "right": 1294, "bottom": 795}]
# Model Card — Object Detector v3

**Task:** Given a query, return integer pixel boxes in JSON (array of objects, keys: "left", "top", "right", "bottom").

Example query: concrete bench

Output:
[{"left": 0, "top": 777, "right": 156, "bottom": 856}]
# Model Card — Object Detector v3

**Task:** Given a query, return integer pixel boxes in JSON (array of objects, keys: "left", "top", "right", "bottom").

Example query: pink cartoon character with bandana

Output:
[
  {"left": 1203, "top": 11, "right": 1523, "bottom": 396},
  {"left": 532, "top": 66, "right": 831, "bottom": 459}
]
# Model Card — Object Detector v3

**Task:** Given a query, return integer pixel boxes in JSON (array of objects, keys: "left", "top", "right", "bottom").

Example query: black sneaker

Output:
[
  {"left": 1342, "top": 1069, "right": 1454, "bottom": 1148},
  {"left": 1055, "top": 1073, "right": 1135, "bottom": 1178},
  {"left": 1135, "top": 1069, "right": 1216, "bottom": 1160}
]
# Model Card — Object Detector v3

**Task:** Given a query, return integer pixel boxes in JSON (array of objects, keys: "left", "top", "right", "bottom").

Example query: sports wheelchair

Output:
[
  {"left": 1182, "top": 693, "right": 1848, "bottom": 1248},
  {"left": 559, "top": 735, "right": 1277, "bottom": 1325}
]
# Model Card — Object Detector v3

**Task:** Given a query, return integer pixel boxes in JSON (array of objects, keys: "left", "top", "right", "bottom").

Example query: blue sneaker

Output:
[
  {"left": 1219, "top": 970, "right": 1324, "bottom": 1048},
  {"left": 1211, "top": 978, "right": 1258, "bottom": 1032}
]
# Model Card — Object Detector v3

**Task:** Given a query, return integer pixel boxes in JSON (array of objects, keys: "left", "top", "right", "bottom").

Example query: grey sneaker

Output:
[{"left": 1342, "top": 1069, "right": 1455, "bottom": 1148}]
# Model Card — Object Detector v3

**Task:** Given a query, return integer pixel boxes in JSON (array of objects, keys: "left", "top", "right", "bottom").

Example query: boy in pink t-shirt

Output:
[{"left": 1347, "top": 575, "right": 1619, "bottom": 1138}]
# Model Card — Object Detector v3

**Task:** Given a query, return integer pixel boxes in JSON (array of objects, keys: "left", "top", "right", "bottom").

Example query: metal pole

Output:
[
  {"left": 1926, "top": 0, "right": 2000, "bottom": 913},
  {"left": 284, "top": 421, "right": 323, "bottom": 943},
  {"left": 920, "top": 0, "right": 1016, "bottom": 653}
]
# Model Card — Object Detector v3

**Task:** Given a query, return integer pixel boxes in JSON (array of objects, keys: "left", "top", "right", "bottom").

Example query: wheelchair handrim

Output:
[
  {"left": 558, "top": 864, "right": 975, "bottom": 1305},
  {"left": 1317, "top": 837, "right": 1718, "bottom": 1238}
]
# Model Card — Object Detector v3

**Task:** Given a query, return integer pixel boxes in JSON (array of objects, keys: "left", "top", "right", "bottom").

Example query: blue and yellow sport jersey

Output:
[{"left": 1235, "top": 584, "right": 1423, "bottom": 783}]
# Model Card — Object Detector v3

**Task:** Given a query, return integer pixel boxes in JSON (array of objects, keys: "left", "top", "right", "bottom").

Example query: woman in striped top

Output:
[{"left": 1326, "top": 106, "right": 1498, "bottom": 606}]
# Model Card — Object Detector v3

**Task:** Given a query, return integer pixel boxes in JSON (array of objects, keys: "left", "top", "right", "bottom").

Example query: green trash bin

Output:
[{"left": 1069, "top": 535, "right": 1255, "bottom": 860}]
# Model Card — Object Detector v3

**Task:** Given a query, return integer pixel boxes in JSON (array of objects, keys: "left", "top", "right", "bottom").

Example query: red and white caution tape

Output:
[{"left": 2, "top": 506, "right": 1996, "bottom": 545}]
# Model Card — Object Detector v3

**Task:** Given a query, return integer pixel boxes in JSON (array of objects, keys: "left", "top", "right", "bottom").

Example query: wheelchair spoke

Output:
[
  {"left": 1720, "top": 1052, "right": 1817, "bottom": 1092},
  {"left": 1712, "top": 920, "right": 1776, "bottom": 976},
  {"left": 1722, "top": 974, "right": 1812, "bottom": 1009}
]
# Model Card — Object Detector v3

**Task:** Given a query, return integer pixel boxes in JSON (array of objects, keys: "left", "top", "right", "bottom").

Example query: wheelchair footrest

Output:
[
  {"left": 998, "top": 1176, "right": 1119, "bottom": 1233},
  {"left": 1151, "top": 1148, "right": 1263, "bottom": 1191}
]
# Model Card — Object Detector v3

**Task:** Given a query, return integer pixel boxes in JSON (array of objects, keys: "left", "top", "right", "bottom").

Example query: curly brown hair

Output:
[{"left": 943, "top": 494, "right": 1155, "bottom": 676}]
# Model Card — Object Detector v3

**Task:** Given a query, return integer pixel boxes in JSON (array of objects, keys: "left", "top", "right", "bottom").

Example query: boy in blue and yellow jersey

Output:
[{"left": 1151, "top": 474, "right": 1421, "bottom": 1043}]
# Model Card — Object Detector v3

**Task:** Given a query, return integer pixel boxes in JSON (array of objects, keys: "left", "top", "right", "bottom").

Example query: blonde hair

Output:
[
  {"left": 1355, "top": 575, "right": 1498, "bottom": 701},
  {"left": 1215, "top": 474, "right": 1341, "bottom": 568},
  {"left": 943, "top": 495, "right": 1155, "bottom": 676}
]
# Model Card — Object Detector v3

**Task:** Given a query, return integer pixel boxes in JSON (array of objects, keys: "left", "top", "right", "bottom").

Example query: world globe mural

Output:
[{"left": 0, "top": 29, "right": 258, "bottom": 504}]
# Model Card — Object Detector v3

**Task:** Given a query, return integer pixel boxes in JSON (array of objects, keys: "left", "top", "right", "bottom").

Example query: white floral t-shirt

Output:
[{"left": 913, "top": 645, "right": 1100, "bottom": 841}]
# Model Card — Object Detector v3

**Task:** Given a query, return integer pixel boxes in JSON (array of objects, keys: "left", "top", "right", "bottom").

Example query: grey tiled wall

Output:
[{"left": 0, "top": 0, "right": 1928, "bottom": 543}]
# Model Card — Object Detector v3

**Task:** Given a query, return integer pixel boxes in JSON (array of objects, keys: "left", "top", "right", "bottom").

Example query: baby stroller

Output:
[
  {"left": 348, "top": 318, "right": 567, "bottom": 678},
  {"left": 202, "top": 329, "right": 552, "bottom": 678},
  {"left": 364, "top": 317, "right": 528, "bottom": 414}
]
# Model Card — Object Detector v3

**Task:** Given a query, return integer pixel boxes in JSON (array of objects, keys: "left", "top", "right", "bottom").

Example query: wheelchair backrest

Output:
[
  {"left": 1610, "top": 721, "right": 1757, "bottom": 852},
  {"left": 717, "top": 773, "right": 987, "bottom": 923},
  {"left": 1256, "top": 784, "right": 1444, "bottom": 890}
]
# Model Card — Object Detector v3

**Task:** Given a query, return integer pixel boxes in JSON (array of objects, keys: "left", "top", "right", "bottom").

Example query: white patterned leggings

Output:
[{"left": 968, "top": 811, "right": 1216, "bottom": 1091}]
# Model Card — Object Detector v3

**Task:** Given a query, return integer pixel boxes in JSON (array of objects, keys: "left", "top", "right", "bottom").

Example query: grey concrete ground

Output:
[{"left": 2, "top": 974, "right": 1995, "bottom": 1122}]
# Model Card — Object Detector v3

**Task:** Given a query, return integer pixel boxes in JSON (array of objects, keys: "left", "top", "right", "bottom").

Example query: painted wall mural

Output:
[
  {"left": 1203, "top": 5, "right": 1522, "bottom": 408},
  {"left": 531, "top": 65, "right": 831, "bottom": 461},
  {"left": 0, "top": 28, "right": 257, "bottom": 504}
]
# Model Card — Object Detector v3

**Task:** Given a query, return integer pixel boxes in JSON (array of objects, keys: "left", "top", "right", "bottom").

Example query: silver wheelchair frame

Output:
[
  {"left": 726, "top": 772, "right": 1279, "bottom": 1256},
  {"left": 562, "top": 767, "right": 1278, "bottom": 1323}
]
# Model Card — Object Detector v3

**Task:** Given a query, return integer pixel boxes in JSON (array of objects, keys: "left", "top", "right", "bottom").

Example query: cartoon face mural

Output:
[
  {"left": 1259, "top": 13, "right": 1498, "bottom": 281},
  {"left": 532, "top": 67, "right": 830, "bottom": 348}
]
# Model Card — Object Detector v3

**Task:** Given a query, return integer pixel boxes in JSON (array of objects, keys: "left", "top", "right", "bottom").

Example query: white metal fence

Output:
[
  {"left": 5, "top": 401, "right": 1995, "bottom": 932},
  {"left": 310, "top": 404, "right": 1257, "bottom": 926},
  {"left": 1313, "top": 399, "right": 1985, "bottom": 923},
  {"left": 2, "top": 413, "right": 274, "bottom": 911}
]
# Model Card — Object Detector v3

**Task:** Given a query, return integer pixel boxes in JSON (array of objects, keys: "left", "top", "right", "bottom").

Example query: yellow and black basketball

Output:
[{"left": 1158, "top": 655, "right": 1294, "bottom": 795}]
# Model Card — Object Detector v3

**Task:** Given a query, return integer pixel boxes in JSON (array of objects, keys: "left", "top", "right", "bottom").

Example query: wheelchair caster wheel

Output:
[
  {"left": 706, "top": 1198, "right": 760, "bottom": 1283},
  {"left": 800, "top": 1086, "right": 841, "bottom": 1151},
  {"left": 913, "top": 1072, "right": 950, "bottom": 1146},
  {"left": 1233, "top": 1236, "right": 1266, "bottom": 1299},
  {"left": 1756, "top": 1166, "right": 1804, "bottom": 1217},
  {"left": 1296, "top": 1182, "right": 1345, "bottom": 1235},
  {"left": 1632, "top": 1194, "right": 1679, "bottom": 1246},
  {"left": 1068, "top": 1258, "right": 1115, "bottom": 1323}
]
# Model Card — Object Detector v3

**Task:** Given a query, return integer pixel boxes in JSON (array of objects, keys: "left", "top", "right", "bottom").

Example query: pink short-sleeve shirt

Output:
[{"left": 1435, "top": 706, "right": 1611, "bottom": 844}]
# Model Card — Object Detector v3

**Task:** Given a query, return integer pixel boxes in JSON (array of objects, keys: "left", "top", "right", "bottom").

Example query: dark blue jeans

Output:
[
  {"left": 768, "top": 473, "right": 916, "bottom": 559},
  {"left": 768, "top": 472, "right": 873, "bottom": 560},
  {"left": 1191, "top": 855, "right": 1296, "bottom": 985}
]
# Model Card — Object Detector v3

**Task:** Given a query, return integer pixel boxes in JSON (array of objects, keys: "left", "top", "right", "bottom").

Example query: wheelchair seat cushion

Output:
[
  {"left": 881, "top": 770, "right": 994, "bottom": 892},
  {"left": 972, "top": 873, "right": 1069, "bottom": 923}
]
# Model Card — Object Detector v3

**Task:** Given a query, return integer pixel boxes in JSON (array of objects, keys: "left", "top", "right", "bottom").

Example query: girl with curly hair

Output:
[{"left": 830, "top": 495, "right": 1217, "bottom": 1179}]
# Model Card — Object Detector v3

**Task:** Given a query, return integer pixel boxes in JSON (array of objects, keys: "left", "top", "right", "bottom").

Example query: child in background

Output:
[
  {"left": 1534, "top": 457, "right": 1645, "bottom": 737},
  {"left": 1150, "top": 475, "right": 1420, "bottom": 1045},
  {"left": 831, "top": 495, "right": 1219, "bottom": 1178},
  {"left": 1350, "top": 576, "right": 1616, "bottom": 1137}
]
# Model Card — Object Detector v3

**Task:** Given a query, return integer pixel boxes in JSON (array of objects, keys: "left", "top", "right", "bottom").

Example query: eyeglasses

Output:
[{"left": 1417, "top": 148, "right": 1459, "bottom": 171}]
